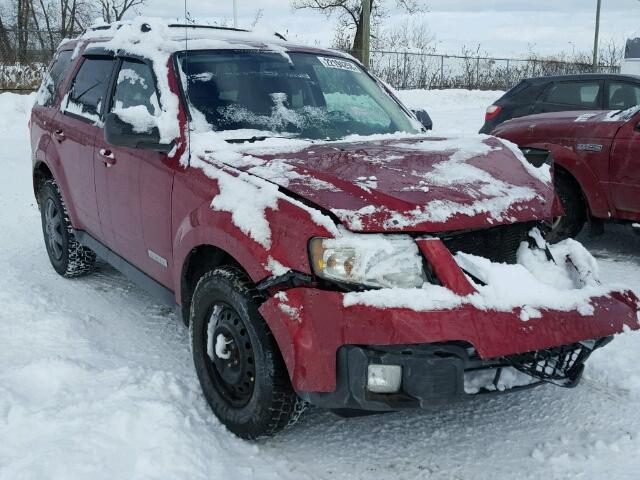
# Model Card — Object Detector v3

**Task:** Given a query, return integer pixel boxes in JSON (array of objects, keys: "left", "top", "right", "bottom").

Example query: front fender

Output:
[
  {"left": 171, "top": 170, "right": 336, "bottom": 304},
  {"left": 525, "top": 142, "right": 612, "bottom": 219}
]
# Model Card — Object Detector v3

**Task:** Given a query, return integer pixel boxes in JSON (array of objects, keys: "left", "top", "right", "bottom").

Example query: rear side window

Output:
[
  {"left": 36, "top": 50, "right": 73, "bottom": 106},
  {"left": 544, "top": 81, "right": 601, "bottom": 108},
  {"left": 607, "top": 82, "right": 640, "bottom": 110},
  {"left": 64, "top": 57, "right": 114, "bottom": 123}
]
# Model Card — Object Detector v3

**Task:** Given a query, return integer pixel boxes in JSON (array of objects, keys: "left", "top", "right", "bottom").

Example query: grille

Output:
[
  {"left": 439, "top": 221, "right": 539, "bottom": 264},
  {"left": 505, "top": 343, "right": 593, "bottom": 387}
]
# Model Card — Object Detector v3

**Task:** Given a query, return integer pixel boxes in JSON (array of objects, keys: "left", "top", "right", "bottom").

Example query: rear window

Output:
[
  {"left": 36, "top": 50, "right": 73, "bottom": 106},
  {"left": 544, "top": 81, "right": 601, "bottom": 108},
  {"left": 502, "top": 81, "right": 529, "bottom": 99},
  {"left": 64, "top": 57, "right": 114, "bottom": 123}
]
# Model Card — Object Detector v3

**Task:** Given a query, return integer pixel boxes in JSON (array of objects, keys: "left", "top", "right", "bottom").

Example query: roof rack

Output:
[
  {"left": 83, "top": 21, "right": 287, "bottom": 42},
  {"left": 168, "top": 23, "right": 250, "bottom": 33}
]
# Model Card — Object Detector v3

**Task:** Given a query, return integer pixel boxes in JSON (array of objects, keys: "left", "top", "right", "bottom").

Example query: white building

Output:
[{"left": 621, "top": 38, "right": 640, "bottom": 75}]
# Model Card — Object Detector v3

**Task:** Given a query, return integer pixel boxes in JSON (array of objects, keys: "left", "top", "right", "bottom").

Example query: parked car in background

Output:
[
  {"left": 480, "top": 74, "right": 640, "bottom": 134},
  {"left": 493, "top": 106, "right": 640, "bottom": 240}
]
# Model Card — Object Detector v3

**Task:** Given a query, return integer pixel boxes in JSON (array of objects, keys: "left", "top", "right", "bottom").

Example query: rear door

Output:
[
  {"left": 53, "top": 55, "right": 116, "bottom": 237},
  {"left": 533, "top": 80, "right": 603, "bottom": 114},
  {"left": 94, "top": 57, "right": 175, "bottom": 287}
]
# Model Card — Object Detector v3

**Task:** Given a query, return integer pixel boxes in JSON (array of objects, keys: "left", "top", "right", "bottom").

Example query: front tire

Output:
[
  {"left": 548, "top": 173, "right": 586, "bottom": 243},
  {"left": 39, "top": 179, "right": 96, "bottom": 277},
  {"left": 189, "top": 267, "right": 305, "bottom": 439}
]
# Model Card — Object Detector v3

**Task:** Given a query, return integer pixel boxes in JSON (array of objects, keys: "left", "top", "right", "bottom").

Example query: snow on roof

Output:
[{"left": 72, "top": 17, "right": 350, "bottom": 59}]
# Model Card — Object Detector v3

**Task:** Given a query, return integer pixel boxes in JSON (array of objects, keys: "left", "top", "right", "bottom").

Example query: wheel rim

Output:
[
  {"left": 205, "top": 302, "right": 256, "bottom": 408},
  {"left": 44, "top": 198, "right": 64, "bottom": 260}
]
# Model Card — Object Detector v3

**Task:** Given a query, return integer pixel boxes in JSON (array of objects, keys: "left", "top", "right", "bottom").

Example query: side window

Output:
[
  {"left": 110, "top": 60, "right": 159, "bottom": 115},
  {"left": 36, "top": 50, "right": 73, "bottom": 106},
  {"left": 65, "top": 57, "right": 114, "bottom": 122},
  {"left": 607, "top": 82, "right": 640, "bottom": 110},
  {"left": 544, "top": 81, "right": 601, "bottom": 108}
]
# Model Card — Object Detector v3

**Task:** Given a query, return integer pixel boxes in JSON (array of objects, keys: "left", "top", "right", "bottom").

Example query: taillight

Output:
[
  {"left": 28, "top": 117, "right": 32, "bottom": 130},
  {"left": 485, "top": 105, "right": 502, "bottom": 122}
]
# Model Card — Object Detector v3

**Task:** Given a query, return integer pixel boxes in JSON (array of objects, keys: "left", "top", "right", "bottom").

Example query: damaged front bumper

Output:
[
  {"left": 259, "top": 287, "right": 640, "bottom": 410},
  {"left": 299, "top": 338, "right": 611, "bottom": 412}
]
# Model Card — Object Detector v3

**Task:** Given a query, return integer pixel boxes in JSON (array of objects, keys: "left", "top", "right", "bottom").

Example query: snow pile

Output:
[
  {"left": 345, "top": 232, "right": 614, "bottom": 317},
  {"left": 396, "top": 88, "right": 504, "bottom": 134}
]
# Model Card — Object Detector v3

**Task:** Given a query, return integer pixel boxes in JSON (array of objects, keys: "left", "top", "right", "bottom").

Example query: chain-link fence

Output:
[
  {"left": 363, "top": 49, "right": 620, "bottom": 91},
  {"left": 0, "top": 29, "right": 622, "bottom": 92}
]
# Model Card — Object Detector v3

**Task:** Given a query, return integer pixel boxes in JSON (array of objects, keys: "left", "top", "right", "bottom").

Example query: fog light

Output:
[{"left": 367, "top": 364, "right": 402, "bottom": 393}]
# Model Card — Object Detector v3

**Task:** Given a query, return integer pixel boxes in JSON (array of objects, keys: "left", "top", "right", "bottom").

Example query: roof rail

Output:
[{"left": 168, "top": 24, "right": 250, "bottom": 33}]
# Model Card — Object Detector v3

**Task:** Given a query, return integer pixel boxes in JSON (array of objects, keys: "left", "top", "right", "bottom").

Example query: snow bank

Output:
[{"left": 396, "top": 88, "right": 504, "bottom": 135}]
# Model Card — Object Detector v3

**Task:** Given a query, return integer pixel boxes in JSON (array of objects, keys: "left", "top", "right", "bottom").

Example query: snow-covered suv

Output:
[{"left": 30, "top": 19, "right": 640, "bottom": 439}]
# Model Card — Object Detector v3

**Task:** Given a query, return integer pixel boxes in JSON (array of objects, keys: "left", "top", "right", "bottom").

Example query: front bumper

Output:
[
  {"left": 299, "top": 340, "right": 610, "bottom": 412},
  {"left": 259, "top": 288, "right": 640, "bottom": 395}
]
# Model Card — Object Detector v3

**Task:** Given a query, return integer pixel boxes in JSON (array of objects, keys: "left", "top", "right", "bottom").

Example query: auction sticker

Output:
[{"left": 317, "top": 56, "right": 361, "bottom": 73}]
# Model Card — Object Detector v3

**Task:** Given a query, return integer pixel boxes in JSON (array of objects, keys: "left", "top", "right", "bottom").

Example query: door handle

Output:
[
  {"left": 99, "top": 148, "right": 116, "bottom": 167},
  {"left": 54, "top": 129, "right": 65, "bottom": 142}
]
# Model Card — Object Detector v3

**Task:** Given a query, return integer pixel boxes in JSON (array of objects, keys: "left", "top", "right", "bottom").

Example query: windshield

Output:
[{"left": 176, "top": 51, "right": 420, "bottom": 140}]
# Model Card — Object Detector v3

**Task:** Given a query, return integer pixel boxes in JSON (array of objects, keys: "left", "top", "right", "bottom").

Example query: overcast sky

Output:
[{"left": 135, "top": 0, "right": 638, "bottom": 58}]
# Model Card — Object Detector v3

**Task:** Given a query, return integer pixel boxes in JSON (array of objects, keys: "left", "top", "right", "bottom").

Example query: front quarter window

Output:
[{"left": 177, "top": 51, "right": 418, "bottom": 140}]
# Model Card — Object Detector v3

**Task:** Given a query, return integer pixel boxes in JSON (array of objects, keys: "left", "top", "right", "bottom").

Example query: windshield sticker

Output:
[{"left": 317, "top": 56, "right": 361, "bottom": 73}]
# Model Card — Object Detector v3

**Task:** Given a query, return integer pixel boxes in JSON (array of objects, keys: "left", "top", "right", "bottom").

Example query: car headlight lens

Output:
[{"left": 309, "top": 235, "right": 426, "bottom": 289}]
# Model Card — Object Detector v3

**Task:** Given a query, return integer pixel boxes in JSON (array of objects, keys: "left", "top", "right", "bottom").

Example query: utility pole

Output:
[
  {"left": 233, "top": 0, "right": 239, "bottom": 28},
  {"left": 593, "top": 0, "right": 602, "bottom": 68},
  {"left": 361, "top": 0, "right": 371, "bottom": 68}
]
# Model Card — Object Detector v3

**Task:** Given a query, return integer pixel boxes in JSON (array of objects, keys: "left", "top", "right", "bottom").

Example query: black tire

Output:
[
  {"left": 39, "top": 179, "right": 96, "bottom": 277},
  {"left": 189, "top": 267, "right": 305, "bottom": 439},
  {"left": 548, "top": 173, "right": 587, "bottom": 243}
]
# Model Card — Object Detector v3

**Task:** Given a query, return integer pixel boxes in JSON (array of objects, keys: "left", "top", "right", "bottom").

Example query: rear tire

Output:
[
  {"left": 39, "top": 179, "right": 96, "bottom": 277},
  {"left": 189, "top": 267, "right": 305, "bottom": 439},
  {"left": 548, "top": 173, "right": 586, "bottom": 243}
]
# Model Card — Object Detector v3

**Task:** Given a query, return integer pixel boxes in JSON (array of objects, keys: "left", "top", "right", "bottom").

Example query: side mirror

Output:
[
  {"left": 103, "top": 112, "right": 173, "bottom": 153},
  {"left": 412, "top": 109, "right": 433, "bottom": 131}
]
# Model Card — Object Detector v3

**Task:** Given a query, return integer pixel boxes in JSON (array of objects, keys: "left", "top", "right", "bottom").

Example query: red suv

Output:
[
  {"left": 30, "top": 20, "right": 640, "bottom": 439},
  {"left": 493, "top": 106, "right": 640, "bottom": 240}
]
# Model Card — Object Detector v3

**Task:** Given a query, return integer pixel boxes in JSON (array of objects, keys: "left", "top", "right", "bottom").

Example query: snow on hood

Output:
[{"left": 223, "top": 133, "right": 553, "bottom": 233}]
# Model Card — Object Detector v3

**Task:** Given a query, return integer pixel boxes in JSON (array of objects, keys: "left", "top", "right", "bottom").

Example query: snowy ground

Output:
[{"left": 1, "top": 90, "right": 640, "bottom": 480}]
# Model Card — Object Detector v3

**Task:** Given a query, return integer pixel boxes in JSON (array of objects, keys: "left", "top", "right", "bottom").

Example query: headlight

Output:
[{"left": 309, "top": 234, "right": 426, "bottom": 289}]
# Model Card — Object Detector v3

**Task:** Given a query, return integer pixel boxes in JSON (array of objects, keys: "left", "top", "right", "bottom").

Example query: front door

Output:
[
  {"left": 609, "top": 113, "right": 640, "bottom": 217},
  {"left": 94, "top": 58, "right": 175, "bottom": 287}
]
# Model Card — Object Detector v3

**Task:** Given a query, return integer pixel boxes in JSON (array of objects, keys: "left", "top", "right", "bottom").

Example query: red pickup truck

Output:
[
  {"left": 30, "top": 19, "right": 640, "bottom": 439},
  {"left": 493, "top": 107, "right": 640, "bottom": 240}
]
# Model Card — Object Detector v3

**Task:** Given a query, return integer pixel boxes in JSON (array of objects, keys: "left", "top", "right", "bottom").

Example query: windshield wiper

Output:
[{"left": 224, "top": 135, "right": 298, "bottom": 144}]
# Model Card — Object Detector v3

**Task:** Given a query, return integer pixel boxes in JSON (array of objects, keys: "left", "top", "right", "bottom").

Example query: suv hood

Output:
[{"left": 230, "top": 135, "right": 554, "bottom": 233}]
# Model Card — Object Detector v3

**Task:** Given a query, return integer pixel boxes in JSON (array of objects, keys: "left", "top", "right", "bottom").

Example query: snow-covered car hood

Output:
[{"left": 233, "top": 134, "right": 554, "bottom": 233}]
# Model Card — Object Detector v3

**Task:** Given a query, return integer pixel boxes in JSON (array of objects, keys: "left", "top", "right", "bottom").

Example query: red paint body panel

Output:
[
  {"left": 493, "top": 109, "right": 640, "bottom": 222},
  {"left": 260, "top": 287, "right": 639, "bottom": 392}
]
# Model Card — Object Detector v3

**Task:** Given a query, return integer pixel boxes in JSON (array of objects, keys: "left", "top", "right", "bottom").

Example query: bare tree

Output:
[
  {"left": 98, "top": 0, "right": 146, "bottom": 23},
  {"left": 291, "top": 0, "right": 425, "bottom": 61}
]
